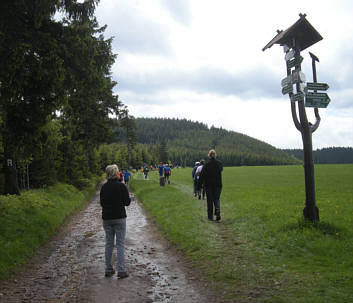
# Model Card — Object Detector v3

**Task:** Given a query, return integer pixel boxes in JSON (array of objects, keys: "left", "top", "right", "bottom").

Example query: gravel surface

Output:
[{"left": 0, "top": 190, "right": 220, "bottom": 303}]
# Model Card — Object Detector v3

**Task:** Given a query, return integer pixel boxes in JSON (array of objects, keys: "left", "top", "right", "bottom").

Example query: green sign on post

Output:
[
  {"left": 306, "top": 82, "right": 329, "bottom": 91},
  {"left": 281, "top": 75, "right": 292, "bottom": 87},
  {"left": 305, "top": 92, "right": 330, "bottom": 108},
  {"left": 287, "top": 56, "right": 304, "bottom": 69},
  {"left": 291, "top": 92, "right": 305, "bottom": 102},
  {"left": 282, "top": 85, "right": 293, "bottom": 95}
]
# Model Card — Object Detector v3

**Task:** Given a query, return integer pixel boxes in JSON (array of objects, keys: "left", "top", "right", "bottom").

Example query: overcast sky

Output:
[{"left": 93, "top": 0, "right": 353, "bottom": 149}]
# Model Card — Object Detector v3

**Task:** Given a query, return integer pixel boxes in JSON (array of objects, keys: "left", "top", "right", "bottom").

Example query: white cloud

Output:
[
  {"left": 159, "top": 0, "right": 191, "bottom": 26},
  {"left": 96, "top": 0, "right": 353, "bottom": 148}
]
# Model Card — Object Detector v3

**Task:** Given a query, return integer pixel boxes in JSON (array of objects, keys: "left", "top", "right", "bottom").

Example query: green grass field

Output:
[
  {"left": 131, "top": 165, "right": 353, "bottom": 303},
  {"left": 0, "top": 178, "right": 100, "bottom": 281}
]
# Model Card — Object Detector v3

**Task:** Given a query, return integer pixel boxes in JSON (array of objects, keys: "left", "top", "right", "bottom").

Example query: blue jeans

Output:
[
  {"left": 205, "top": 186, "right": 222, "bottom": 220},
  {"left": 103, "top": 218, "right": 126, "bottom": 273}
]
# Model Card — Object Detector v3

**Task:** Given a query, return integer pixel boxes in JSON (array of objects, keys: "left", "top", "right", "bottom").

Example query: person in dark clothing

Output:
[
  {"left": 192, "top": 161, "right": 200, "bottom": 197},
  {"left": 200, "top": 149, "right": 223, "bottom": 221},
  {"left": 100, "top": 164, "right": 131, "bottom": 278},
  {"left": 158, "top": 162, "right": 165, "bottom": 186},
  {"left": 143, "top": 166, "right": 149, "bottom": 179},
  {"left": 196, "top": 159, "right": 206, "bottom": 200}
]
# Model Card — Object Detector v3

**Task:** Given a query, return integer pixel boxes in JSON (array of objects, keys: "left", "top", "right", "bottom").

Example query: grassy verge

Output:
[
  {"left": 0, "top": 177, "right": 100, "bottom": 281},
  {"left": 131, "top": 165, "right": 353, "bottom": 303}
]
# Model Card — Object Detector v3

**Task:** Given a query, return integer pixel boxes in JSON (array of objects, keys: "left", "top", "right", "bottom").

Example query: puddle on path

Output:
[{"left": 0, "top": 191, "right": 216, "bottom": 303}]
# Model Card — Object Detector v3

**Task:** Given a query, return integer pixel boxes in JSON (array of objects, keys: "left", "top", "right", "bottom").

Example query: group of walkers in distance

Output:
[
  {"left": 142, "top": 163, "right": 172, "bottom": 184},
  {"left": 158, "top": 162, "right": 172, "bottom": 186},
  {"left": 99, "top": 149, "right": 222, "bottom": 279},
  {"left": 192, "top": 149, "right": 223, "bottom": 222}
]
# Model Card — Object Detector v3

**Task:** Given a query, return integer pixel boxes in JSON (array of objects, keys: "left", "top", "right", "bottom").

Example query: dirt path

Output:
[{"left": 0, "top": 191, "right": 219, "bottom": 303}]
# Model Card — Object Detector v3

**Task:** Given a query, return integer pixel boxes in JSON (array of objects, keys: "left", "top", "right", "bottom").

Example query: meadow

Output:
[
  {"left": 131, "top": 164, "right": 353, "bottom": 303},
  {"left": 0, "top": 178, "right": 100, "bottom": 280}
]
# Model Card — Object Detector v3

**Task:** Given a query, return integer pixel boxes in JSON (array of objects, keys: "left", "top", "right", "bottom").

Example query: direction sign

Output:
[
  {"left": 305, "top": 92, "right": 330, "bottom": 108},
  {"left": 281, "top": 75, "right": 292, "bottom": 87},
  {"left": 306, "top": 82, "right": 329, "bottom": 91},
  {"left": 287, "top": 56, "right": 303, "bottom": 69},
  {"left": 282, "top": 85, "right": 293, "bottom": 95},
  {"left": 291, "top": 92, "right": 304, "bottom": 102}
]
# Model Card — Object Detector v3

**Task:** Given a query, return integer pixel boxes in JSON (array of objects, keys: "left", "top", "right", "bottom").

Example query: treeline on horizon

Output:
[
  {"left": 134, "top": 117, "right": 301, "bottom": 167},
  {"left": 283, "top": 147, "right": 353, "bottom": 164}
]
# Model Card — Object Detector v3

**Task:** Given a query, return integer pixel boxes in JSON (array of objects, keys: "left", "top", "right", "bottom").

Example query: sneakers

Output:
[
  {"left": 117, "top": 272, "right": 129, "bottom": 279},
  {"left": 105, "top": 269, "right": 115, "bottom": 277}
]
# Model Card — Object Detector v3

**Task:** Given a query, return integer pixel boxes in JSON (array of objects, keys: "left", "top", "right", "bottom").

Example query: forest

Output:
[
  {"left": 134, "top": 117, "right": 301, "bottom": 167},
  {"left": 0, "top": 0, "right": 129, "bottom": 194},
  {"left": 283, "top": 147, "right": 353, "bottom": 164}
]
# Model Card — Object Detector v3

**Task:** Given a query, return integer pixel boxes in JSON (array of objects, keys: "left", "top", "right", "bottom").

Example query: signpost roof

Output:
[{"left": 262, "top": 14, "right": 323, "bottom": 52}]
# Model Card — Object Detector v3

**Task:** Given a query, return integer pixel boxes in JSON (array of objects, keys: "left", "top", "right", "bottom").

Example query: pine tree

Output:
[{"left": 159, "top": 140, "right": 168, "bottom": 163}]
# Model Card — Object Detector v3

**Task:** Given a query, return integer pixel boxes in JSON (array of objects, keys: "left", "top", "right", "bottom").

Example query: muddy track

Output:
[{"left": 0, "top": 191, "right": 221, "bottom": 303}]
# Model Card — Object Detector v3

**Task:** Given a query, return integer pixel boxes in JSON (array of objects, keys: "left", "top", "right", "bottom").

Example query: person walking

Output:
[
  {"left": 192, "top": 161, "right": 200, "bottom": 197},
  {"left": 195, "top": 159, "right": 206, "bottom": 200},
  {"left": 143, "top": 165, "right": 149, "bottom": 179},
  {"left": 123, "top": 169, "right": 131, "bottom": 187},
  {"left": 100, "top": 164, "right": 131, "bottom": 278},
  {"left": 164, "top": 163, "right": 172, "bottom": 184},
  {"left": 158, "top": 162, "right": 165, "bottom": 186},
  {"left": 200, "top": 150, "right": 223, "bottom": 221}
]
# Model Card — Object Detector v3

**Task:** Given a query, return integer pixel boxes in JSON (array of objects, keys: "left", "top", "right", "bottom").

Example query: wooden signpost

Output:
[{"left": 263, "top": 14, "right": 331, "bottom": 223}]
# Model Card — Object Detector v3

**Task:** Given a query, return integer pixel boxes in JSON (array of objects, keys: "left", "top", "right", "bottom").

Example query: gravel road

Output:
[{"left": 0, "top": 190, "right": 220, "bottom": 303}]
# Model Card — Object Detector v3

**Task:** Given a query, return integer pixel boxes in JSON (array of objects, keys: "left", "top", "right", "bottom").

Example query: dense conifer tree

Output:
[{"left": 0, "top": 0, "right": 122, "bottom": 193}]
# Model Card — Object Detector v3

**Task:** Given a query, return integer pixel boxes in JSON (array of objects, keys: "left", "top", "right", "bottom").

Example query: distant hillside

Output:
[
  {"left": 135, "top": 118, "right": 300, "bottom": 166},
  {"left": 283, "top": 147, "right": 353, "bottom": 164}
]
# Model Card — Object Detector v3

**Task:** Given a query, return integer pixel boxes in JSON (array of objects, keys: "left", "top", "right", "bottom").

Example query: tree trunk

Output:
[{"left": 4, "top": 157, "right": 20, "bottom": 195}]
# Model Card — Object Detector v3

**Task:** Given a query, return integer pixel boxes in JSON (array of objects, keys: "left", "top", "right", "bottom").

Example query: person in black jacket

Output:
[
  {"left": 100, "top": 164, "right": 131, "bottom": 278},
  {"left": 200, "top": 149, "right": 223, "bottom": 221}
]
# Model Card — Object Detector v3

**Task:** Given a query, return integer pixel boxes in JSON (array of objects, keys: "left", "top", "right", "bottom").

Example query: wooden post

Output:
[{"left": 288, "top": 45, "right": 319, "bottom": 222}]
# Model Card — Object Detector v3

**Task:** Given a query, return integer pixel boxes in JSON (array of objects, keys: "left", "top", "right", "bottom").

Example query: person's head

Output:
[
  {"left": 208, "top": 149, "right": 217, "bottom": 159},
  {"left": 106, "top": 164, "right": 119, "bottom": 179},
  {"left": 200, "top": 159, "right": 205, "bottom": 165},
  {"left": 195, "top": 161, "right": 200, "bottom": 166}
]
